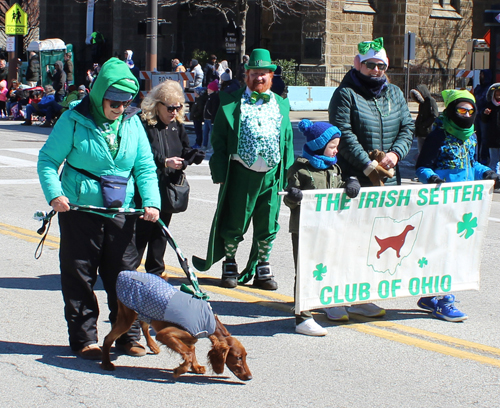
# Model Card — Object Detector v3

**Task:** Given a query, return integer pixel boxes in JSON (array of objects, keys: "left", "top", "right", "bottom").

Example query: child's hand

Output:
[
  {"left": 345, "top": 177, "right": 361, "bottom": 198},
  {"left": 484, "top": 108, "right": 491, "bottom": 115},
  {"left": 285, "top": 186, "right": 303, "bottom": 203}
]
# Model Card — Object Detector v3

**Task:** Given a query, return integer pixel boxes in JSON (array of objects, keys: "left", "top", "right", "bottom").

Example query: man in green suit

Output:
[{"left": 193, "top": 48, "right": 294, "bottom": 290}]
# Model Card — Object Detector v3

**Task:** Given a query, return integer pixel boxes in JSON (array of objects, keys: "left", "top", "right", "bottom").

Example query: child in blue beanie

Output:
[{"left": 284, "top": 119, "right": 360, "bottom": 336}]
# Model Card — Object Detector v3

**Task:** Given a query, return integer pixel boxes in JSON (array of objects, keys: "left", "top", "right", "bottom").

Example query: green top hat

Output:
[{"left": 244, "top": 48, "right": 277, "bottom": 72}]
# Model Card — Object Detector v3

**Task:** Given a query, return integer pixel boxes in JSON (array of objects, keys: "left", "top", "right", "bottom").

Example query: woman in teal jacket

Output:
[{"left": 38, "top": 58, "right": 161, "bottom": 360}]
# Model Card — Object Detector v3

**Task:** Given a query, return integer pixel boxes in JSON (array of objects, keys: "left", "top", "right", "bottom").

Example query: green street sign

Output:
[{"left": 5, "top": 3, "right": 28, "bottom": 36}]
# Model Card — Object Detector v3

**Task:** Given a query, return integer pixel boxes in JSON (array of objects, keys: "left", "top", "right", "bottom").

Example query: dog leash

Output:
[{"left": 33, "top": 204, "right": 208, "bottom": 300}]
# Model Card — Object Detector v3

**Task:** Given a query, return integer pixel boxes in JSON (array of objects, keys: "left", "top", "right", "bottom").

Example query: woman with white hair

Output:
[{"left": 136, "top": 80, "right": 205, "bottom": 276}]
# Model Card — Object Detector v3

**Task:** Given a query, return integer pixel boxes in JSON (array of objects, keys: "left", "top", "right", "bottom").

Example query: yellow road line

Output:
[
  {"left": 372, "top": 320, "right": 500, "bottom": 358},
  {"left": 0, "top": 222, "right": 60, "bottom": 243},
  {"left": 347, "top": 323, "right": 500, "bottom": 368},
  {"left": 3, "top": 222, "right": 500, "bottom": 366}
]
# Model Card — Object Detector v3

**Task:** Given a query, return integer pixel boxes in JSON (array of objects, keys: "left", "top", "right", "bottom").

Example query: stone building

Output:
[{"left": 18, "top": 1, "right": 498, "bottom": 86}]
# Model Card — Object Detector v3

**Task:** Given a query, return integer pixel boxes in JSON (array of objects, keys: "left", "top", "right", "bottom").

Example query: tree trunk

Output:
[{"left": 237, "top": 0, "right": 248, "bottom": 60}]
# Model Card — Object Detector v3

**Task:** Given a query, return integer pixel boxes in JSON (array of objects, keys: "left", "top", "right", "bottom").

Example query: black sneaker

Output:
[
  {"left": 221, "top": 259, "right": 238, "bottom": 288},
  {"left": 253, "top": 262, "right": 278, "bottom": 290}
]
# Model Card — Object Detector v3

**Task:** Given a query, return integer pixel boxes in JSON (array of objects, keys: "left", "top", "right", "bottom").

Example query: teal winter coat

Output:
[
  {"left": 38, "top": 101, "right": 161, "bottom": 209},
  {"left": 328, "top": 69, "right": 414, "bottom": 185},
  {"left": 38, "top": 57, "right": 160, "bottom": 210}
]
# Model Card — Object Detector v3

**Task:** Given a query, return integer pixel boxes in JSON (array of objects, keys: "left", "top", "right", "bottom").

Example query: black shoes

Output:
[
  {"left": 221, "top": 259, "right": 238, "bottom": 288},
  {"left": 253, "top": 262, "right": 278, "bottom": 291}
]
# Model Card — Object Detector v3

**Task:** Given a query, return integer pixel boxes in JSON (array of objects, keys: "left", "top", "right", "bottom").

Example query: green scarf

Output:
[{"left": 441, "top": 113, "right": 474, "bottom": 141}]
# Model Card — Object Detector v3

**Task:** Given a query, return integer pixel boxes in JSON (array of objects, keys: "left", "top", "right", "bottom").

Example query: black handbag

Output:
[{"left": 161, "top": 171, "right": 190, "bottom": 213}]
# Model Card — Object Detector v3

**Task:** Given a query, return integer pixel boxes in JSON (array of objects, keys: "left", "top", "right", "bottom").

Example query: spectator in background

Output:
[
  {"left": 171, "top": 58, "right": 186, "bottom": 73},
  {"left": 220, "top": 68, "right": 240, "bottom": 94},
  {"left": 6, "top": 79, "right": 20, "bottom": 116},
  {"left": 202, "top": 79, "right": 220, "bottom": 151},
  {"left": 46, "top": 61, "right": 67, "bottom": 102},
  {"left": 126, "top": 59, "right": 141, "bottom": 107},
  {"left": 64, "top": 52, "right": 74, "bottom": 86},
  {"left": 271, "top": 65, "right": 286, "bottom": 98},
  {"left": 190, "top": 86, "right": 208, "bottom": 148},
  {"left": 26, "top": 52, "right": 40, "bottom": 87},
  {"left": 237, "top": 55, "right": 249, "bottom": 86},
  {"left": 481, "top": 83, "right": 500, "bottom": 174},
  {"left": 410, "top": 85, "right": 439, "bottom": 153},
  {"left": 0, "top": 80, "right": 8, "bottom": 118},
  {"left": 189, "top": 59, "right": 204, "bottom": 89},
  {"left": 474, "top": 69, "right": 493, "bottom": 165},
  {"left": 203, "top": 54, "right": 217, "bottom": 87},
  {"left": 124, "top": 49, "right": 133, "bottom": 62},
  {"left": 86, "top": 63, "right": 100, "bottom": 89},
  {"left": 21, "top": 85, "right": 56, "bottom": 126},
  {"left": 0, "top": 60, "right": 7, "bottom": 82}
]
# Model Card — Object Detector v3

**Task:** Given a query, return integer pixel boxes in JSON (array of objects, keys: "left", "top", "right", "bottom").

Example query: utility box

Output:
[{"left": 465, "top": 39, "right": 490, "bottom": 71}]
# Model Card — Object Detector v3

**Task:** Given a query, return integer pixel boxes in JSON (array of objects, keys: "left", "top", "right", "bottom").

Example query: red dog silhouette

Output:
[{"left": 375, "top": 225, "right": 415, "bottom": 259}]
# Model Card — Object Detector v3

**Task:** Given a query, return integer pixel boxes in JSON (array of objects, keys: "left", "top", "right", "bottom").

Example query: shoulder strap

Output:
[{"left": 65, "top": 161, "right": 100, "bottom": 181}]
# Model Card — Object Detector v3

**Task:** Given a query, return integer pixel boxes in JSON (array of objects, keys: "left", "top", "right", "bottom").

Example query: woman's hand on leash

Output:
[
  {"left": 142, "top": 207, "right": 160, "bottom": 222},
  {"left": 50, "top": 196, "right": 70, "bottom": 212}
]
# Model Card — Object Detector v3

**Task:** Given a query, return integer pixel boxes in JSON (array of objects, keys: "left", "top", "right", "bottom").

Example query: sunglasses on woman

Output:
[
  {"left": 162, "top": 103, "right": 183, "bottom": 112},
  {"left": 362, "top": 61, "right": 388, "bottom": 71},
  {"left": 456, "top": 107, "right": 475, "bottom": 115},
  {"left": 106, "top": 99, "right": 132, "bottom": 109}
]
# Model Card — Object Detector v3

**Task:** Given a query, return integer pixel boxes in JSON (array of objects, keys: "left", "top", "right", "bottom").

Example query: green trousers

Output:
[{"left": 220, "top": 161, "right": 280, "bottom": 263}]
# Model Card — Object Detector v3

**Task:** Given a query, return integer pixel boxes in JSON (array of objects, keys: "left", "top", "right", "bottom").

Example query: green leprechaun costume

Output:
[{"left": 192, "top": 49, "right": 294, "bottom": 290}]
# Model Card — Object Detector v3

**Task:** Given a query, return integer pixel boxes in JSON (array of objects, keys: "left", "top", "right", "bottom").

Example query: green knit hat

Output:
[
  {"left": 244, "top": 48, "right": 277, "bottom": 72},
  {"left": 441, "top": 89, "right": 475, "bottom": 108}
]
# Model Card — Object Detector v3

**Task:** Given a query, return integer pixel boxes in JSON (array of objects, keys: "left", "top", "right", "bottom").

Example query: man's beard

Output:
[{"left": 246, "top": 77, "right": 273, "bottom": 93}]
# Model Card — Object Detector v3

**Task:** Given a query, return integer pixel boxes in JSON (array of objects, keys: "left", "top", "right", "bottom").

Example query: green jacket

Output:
[
  {"left": 284, "top": 157, "right": 345, "bottom": 234},
  {"left": 38, "top": 58, "right": 160, "bottom": 210},
  {"left": 193, "top": 88, "right": 295, "bottom": 276},
  {"left": 328, "top": 69, "right": 414, "bottom": 186}
]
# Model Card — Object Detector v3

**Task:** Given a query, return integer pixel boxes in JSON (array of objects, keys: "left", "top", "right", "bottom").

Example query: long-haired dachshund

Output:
[{"left": 101, "top": 271, "right": 252, "bottom": 381}]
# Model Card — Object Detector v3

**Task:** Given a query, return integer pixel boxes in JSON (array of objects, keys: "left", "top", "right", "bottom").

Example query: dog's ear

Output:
[
  {"left": 208, "top": 334, "right": 230, "bottom": 374},
  {"left": 214, "top": 314, "right": 232, "bottom": 337}
]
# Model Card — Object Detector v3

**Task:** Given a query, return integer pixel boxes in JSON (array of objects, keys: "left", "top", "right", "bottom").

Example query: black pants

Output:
[
  {"left": 58, "top": 211, "right": 140, "bottom": 351},
  {"left": 135, "top": 210, "right": 172, "bottom": 276}
]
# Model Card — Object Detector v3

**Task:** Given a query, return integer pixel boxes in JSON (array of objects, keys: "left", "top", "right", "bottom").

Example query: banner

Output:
[{"left": 296, "top": 181, "right": 494, "bottom": 313}]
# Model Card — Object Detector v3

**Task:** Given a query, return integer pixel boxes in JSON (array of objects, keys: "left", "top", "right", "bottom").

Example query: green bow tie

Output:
[
  {"left": 250, "top": 91, "right": 271, "bottom": 104},
  {"left": 358, "top": 37, "right": 384, "bottom": 55}
]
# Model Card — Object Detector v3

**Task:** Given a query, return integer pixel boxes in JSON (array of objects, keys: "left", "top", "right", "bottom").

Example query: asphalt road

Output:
[{"left": 1, "top": 118, "right": 500, "bottom": 408}]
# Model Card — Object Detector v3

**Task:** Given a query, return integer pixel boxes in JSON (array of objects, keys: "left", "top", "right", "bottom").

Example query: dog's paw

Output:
[
  {"left": 192, "top": 364, "right": 206, "bottom": 374},
  {"left": 101, "top": 362, "right": 116, "bottom": 371},
  {"left": 149, "top": 343, "right": 161, "bottom": 354}
]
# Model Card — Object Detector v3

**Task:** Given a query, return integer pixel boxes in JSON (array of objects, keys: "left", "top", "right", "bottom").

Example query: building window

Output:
[
  {"left": 431, "top": 0, "right": 461, "bottom": 19},
  {"left": 304, "top": 38, "right": 323, "bottom": 60},
  {"left": 343, "top": 0, "right": 376, "bottom": 15}
]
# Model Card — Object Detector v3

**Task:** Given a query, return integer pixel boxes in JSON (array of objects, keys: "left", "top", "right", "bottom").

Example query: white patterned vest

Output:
[{"left": 237, "top": 91, "right": 282, "bottom": 169}]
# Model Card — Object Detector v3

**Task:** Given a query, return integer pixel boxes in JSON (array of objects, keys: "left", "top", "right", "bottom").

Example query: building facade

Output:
[{"left": 4, "top": 1, "right": 494, "bottom": 86}]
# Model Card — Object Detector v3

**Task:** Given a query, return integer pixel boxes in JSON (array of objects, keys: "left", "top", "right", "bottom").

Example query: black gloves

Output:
[
  {"left": 483, "top": 170, "right": 500, "bottom": 188},
  {"left": 428, "top": 175, "right": 445, "bottom": 184},
  {"left": 285, "top": 186, "right": 303, "bottom": 203},
  {"left": 182, "top": 149, "right": 206, "bottom": 167},
  {"left": 345, "top": 177, "right": 360, "bottom": 198}
]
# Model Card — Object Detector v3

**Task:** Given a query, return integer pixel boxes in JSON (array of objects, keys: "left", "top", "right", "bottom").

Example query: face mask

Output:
[{"left": 449, "top": 110, "right": 476, "bottom": 129}]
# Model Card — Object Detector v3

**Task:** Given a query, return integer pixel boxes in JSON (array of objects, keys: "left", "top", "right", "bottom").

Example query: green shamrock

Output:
[
  {"left": 418, "top": 257, "right": 428, "bottom": 268},
  {"left": 457, "top": 213, "right": 478, "bottom": 239},
  {"left": 313, "top": 263, "right": 327, "bottom": 281}
]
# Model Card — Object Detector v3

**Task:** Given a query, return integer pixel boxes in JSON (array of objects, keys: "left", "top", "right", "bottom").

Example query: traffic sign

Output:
[{"left": 5, "top": 3, "right": 28, "bottom": 36}]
